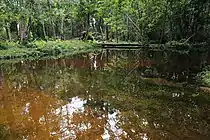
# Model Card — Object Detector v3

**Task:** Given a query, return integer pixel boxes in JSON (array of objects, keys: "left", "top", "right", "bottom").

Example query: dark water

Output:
[{"left": 0, "top": 50, "right": 210, "bottom": 140}]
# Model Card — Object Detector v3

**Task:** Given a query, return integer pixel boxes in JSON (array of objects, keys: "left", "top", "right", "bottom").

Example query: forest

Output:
[
  {"left": 1, "top": 1, "right": 210, "bottom": 140},
  {"left": 1, "top": 0, "right": 210, "bottom": 43}
]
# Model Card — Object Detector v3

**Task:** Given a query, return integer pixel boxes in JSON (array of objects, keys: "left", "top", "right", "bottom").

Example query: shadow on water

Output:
[{"left": 0, "top": 49, "right": 210, "bottom": 140}]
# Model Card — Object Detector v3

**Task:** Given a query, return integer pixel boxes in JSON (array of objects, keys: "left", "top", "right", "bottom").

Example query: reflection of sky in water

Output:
[
  {"left": 102, "top": 110, "right": 126, "bottom": 140},
  {"left": 54, "top": 97, "right": 87, "bottom": 139},
  {"left": 22, "top": 102, "right": 30, "bottom": 116},
  {"left": 22, "top": 96, "right": 148, "bottom": 140},
  {"left": 55, "top": 97, "right": 87, "bottom": 115},
  {"left": 55, "top": 96, "right": 125, "bottom": 140}
]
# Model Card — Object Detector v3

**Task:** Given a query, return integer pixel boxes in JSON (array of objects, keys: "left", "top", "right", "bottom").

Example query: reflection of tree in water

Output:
[
  {"left": 0, "top": 64, "right": 128, "bottom": 139},
  {"left": 0, "top": 85, "right": 129, "bottom": 139},
  {"left": 54, "top": 96, "right": 128, "bottom": 140},
  {"left": 0, "top": 54, "right": 210, "bottom": 140}
]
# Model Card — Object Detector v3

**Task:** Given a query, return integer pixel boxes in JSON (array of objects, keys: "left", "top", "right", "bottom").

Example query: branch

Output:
[{"left": 125, "top": 14, "right": 141, "bottom": 32}]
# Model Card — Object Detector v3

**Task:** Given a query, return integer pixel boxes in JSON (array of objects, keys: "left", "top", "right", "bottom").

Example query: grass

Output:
[{"left": 0, "top": 40, "right": 100, "bottom": 62}]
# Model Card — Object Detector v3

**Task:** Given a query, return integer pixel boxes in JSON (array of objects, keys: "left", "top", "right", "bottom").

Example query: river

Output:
[{"left": 0, "top": 50, "right": 210, "bottom": 140}]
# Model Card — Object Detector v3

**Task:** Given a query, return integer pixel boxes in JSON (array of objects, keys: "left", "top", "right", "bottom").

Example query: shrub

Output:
[{"left": 197, "top": 66, "right": 210, "bottom": 87}]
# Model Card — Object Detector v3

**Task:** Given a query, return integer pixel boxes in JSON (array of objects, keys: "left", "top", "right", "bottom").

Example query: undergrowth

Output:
[
  {"left": 197, "top": 66, "right": 210, "bottom": 87},
  {"left": 0, "top": 40, "right": 99, "bottom": 61}
]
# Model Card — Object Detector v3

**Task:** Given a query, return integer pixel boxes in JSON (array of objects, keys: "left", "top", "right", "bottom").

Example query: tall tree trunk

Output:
[
  {"left": 5, "top": 21, "right": 11, "bottom": 41},
  {"left": 105, "top": 25, "right": 109, "bottom": 40},
  {"left": 17, "top": 23, "right": 19, "bottom": 39},
  {"left": 116, "top": 29, "right": 119, "bottom": 43},
  {"left": 60, "top": 16, "right": 64, "bottom": 40},
  {"left": 26, "top": 16, "right": 32, "bottom": 40},
  {"left": 87, "top": 12, "right": 90, "bottom": 31},
  {"left": 71, "top": 21, "right": 74, "bottom": 38},
  {"left": 19, "top": 19, "right": 27, "bottom": 43},
  {"left": 52, "top": 21, "right": 56, "bottom": 38},
  {"left": 47, "top": 0, "right": 55, "bottom": 38},
  {"left": 42, "top": 22, "right": 46, "bottom": 39}
]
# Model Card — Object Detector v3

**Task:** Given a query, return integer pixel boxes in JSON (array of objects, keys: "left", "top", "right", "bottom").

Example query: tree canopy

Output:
[{"left": 1, "top": 0, "right": 210, "bottom": 43}]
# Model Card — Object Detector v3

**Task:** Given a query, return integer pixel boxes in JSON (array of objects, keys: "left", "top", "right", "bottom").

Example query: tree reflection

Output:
[{"left": 0, "top": 52, "right": 210, "bottom": 140}]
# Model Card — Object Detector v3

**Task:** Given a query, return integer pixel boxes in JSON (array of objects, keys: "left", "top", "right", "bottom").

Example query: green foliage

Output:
[
  {"left": 0, "top": 125, "right": 9, "bottom": 140},
  {"left": 0, "top": 125, "right": 21, "bottom": 140},
  {"left": 0, "top": 0, "right": 210, "bottom": 42},
  {"left": 197, "top": 66, "right": 210, "bottom": 87},
  {"left": 0, "top": 40, "right": 99, "bottom": 61}
]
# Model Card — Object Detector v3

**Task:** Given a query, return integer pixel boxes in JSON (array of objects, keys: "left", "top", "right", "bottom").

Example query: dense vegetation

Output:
[
  {"left": 0, "top": 40, "right": 99, "bottom": 61},
  {"left": 1, "top": 0, "right": 210, "bottom": 43},
  {"left": 1, "top": 0, "right": 210, "bottom": 86},
  {"left": 0, "top": 1, "right": 210, "bottom": 138}
]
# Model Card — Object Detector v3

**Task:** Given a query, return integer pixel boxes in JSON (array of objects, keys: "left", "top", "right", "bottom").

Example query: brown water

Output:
[{"left": 0, "top": 51, "right": 210, "bottom": 140}]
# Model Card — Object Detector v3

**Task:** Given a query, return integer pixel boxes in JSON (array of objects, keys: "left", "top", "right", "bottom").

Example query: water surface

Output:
[{"left": 0, "top": 50, "right": 210, "bottom": 140}]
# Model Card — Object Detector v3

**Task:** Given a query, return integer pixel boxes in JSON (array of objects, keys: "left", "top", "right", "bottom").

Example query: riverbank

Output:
[
  {"left": 0, "top": 40, "right": 100, "bottom": 61},
  {"left": 1, "top": 40, "right": 208, "bottom": 61},
  {"left": 1, "top": 40, "right": 210, "bottom": 89}
]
